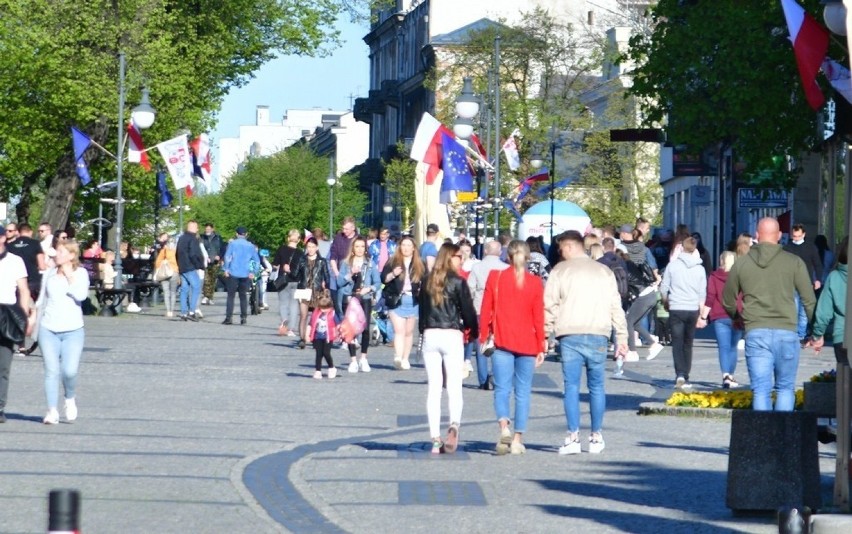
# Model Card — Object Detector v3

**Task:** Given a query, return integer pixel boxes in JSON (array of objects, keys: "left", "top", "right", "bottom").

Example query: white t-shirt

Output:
[{"left": 0, "top": 252, "right": 27, "bottom": 304}]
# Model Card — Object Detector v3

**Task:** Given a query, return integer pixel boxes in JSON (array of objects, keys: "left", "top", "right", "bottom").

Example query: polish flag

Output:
[
  {"left": 127, "top": 120, "right": 152, "bottom": 171},
  {"left": 409, "top": 112, "right": 454, "bottom": 185},
  {"left": 190, "top": 134, "right": 212, "bottom": 184},
  {"left": 781, "top": 0, "right": 830, "bottom": 110},
  {"left": 470, "top": 133, "right": 487, "bottom": 159},
  {"left": 303, "top": 228, "right": 314, "bottom": 245},
  {"left": 822, "top": 58, "right": 852, "bottom": 104},
  {"left": 502, "top": 128, "right": 521, "bottom": 171}
]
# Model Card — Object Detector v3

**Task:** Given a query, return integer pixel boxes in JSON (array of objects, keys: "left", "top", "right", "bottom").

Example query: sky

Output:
[{"left": 209, "top": 17, "right": 371, "bottom": 186}]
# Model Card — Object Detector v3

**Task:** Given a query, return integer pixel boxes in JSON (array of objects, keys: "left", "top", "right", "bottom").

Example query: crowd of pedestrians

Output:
[{"left": 1, "top": 211, "right": 848, "bottom": 462}]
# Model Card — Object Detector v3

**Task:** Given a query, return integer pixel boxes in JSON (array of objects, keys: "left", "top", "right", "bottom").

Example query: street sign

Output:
[
  {"left": 738, "top": 188, "right": 789, "bottom": 209},
  {"left": 457, "top": 191, "right": 478, "bottom": 203}
]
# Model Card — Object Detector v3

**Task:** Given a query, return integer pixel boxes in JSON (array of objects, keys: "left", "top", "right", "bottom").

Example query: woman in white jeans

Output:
[
  {"left": 418, "top": 243, "right": 478, "bottom": 454},
  {"left": 36, "top": 239, "right": 89, "bottom": 424}
]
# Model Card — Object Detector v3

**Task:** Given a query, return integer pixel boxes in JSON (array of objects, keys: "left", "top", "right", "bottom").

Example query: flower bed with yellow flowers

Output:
[{"left": 665, "top": 389, "right": 804, "bottom": 410}]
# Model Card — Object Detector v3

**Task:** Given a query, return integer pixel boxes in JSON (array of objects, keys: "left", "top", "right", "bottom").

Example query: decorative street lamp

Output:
[
  {"left": 454, "top": 76, "right": 483, "bottom": 243},
  {"left": 530, "top": 127, "right": 560, "bottom": 247},
  {"left": 326, "top": 159, "right": 336, "bottom": 238},
  {"left": 382, "top": 199, "right": 393, "bottom": 215},
  {"left": 821, "top": 0, "right": 846, "bottom": 35},
  {"left": 114, "top": 52, "right": 155, "bottom": 292}
]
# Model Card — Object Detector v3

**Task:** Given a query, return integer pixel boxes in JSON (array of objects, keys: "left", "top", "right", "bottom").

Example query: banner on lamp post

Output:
[{"left": 157, "top": 135, "right": 194, "bottom": 190}]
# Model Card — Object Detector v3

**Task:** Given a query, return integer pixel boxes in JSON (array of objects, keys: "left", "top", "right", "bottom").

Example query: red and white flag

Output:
[
  {"left": 822, "top": 58, "right": 852, "bottom": 104},
  {"left": 127, "top": 120, "right": 151, "bottom": 171},
  {"left": 190, "top": 133, "right": 212, "bottom": 184},
  {"left": 409, "top": 112, "right": 454, "bottom": 185},
  {"left": 303, "top": 228, "right": 314, "bottom": 245},
  {"left": 502, "top": 128, "right": 521, "bottom": 171},
  {"left": 781, "top": 0, "right": 830, "bottom": 110}
]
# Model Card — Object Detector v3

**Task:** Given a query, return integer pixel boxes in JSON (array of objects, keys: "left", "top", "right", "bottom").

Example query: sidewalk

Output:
[{"left": 0, "top": 294, "right": 842, "bottom": 533}]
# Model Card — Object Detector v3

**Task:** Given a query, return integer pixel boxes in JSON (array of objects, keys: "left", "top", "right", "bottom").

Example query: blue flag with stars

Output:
[
  {"left": 440, "top": 132, "right": 474, "bottom": 193},
  {"left": 71, "top": 126, "right": 92, "bottom": 186}
]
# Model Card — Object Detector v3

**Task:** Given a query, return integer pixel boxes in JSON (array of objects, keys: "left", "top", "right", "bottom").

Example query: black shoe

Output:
[
  {"left": 222, "top": 318, "right": 233, "bottom": 325},
  {"left": 180, "top": 314, "right": 188, "bottom": 321},
  {"left": 479, "top": 381, "right": 493, "bottom": 391},
  {"left": 187, "top": 312, "right": 199, "bottom": 322},
  {"left": 298, "top": 340, "right": 306, "bottom": 350},
  {"left": 0, "top": 410, "right": 5, "bottom": 423},
  {"left": 240, "top": 318, "right": 247, "bottom": 325}
]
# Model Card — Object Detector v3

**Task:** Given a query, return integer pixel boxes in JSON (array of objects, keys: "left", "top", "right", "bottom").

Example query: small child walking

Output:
[{"left": 309, "top": 293, "right": 338, "bottom": 379}]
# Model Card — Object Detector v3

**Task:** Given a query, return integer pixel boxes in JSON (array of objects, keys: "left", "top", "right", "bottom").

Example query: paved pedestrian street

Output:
[{"left": 0, "top": 295, "right": 842, "bottom": 533}]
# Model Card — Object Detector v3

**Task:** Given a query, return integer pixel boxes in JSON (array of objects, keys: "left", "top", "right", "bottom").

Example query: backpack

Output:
[{"left": 609, "top": 263, "right": 629, "bottom": 301}]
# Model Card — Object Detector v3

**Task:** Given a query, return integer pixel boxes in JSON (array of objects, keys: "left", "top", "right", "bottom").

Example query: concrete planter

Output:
[{"left": 803, "top": 381, "right": 836, "bottom": 418}]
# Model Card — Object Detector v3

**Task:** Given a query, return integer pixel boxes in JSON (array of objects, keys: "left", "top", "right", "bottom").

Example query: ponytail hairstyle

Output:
[
  {"left": 507, "top": 239, "right": 530, "bottom": 287},
  {"left": 426, "top": 243, "right": 460, "bottom": 307}
]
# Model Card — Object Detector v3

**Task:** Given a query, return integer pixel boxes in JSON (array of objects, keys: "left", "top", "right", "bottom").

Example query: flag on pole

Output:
[
  {"left": 535, "top": 177, "right": 574, "bottom": 198},
  {"left": 127, "top": 120, "right": 152, "bottom": 171},
  {"left": 502, "top": 128, "right": 521, "bottom": 171},
  {"left": 71, "top": 126, "right": 92, "bottom": 186},
  {"left": 780, "top": 0, "right": 830, "bottom": 110},
  {"left": 503, "top": 200, "right": 523, "bottom": 221},
  {"left": 440, "top": 133, "right": 474, "bottom": 193},
  {"left": 190, "top": 133, "right": 212, "bottom": 184},
  {"left": 156, "top": 135, "right": 194, "bottom": 190},
  {"left": 409, "top": 112, "right": 455, "bottom": 185},
  {"left": 515, "top": 182, "right": 532, "bottom": 202},
  {"left": 304, "top": 228, "right": 314, "bottom": 245},
  {"left": 157, "top": 167, "right": 172, "bottom": 206},
  {"left": 470, "top": 133, "right": 487, "bottom": 159},
  {"left": 822, "top": 58, "right": 852, "bottom": 104},
  {"left": 184, "top": 184, "right": 194, "bottom": 198}
]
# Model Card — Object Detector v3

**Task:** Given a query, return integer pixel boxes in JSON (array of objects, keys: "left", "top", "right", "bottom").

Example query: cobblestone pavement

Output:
[{"left": 0, "top": 293, "right": 842, "bottom": 533}]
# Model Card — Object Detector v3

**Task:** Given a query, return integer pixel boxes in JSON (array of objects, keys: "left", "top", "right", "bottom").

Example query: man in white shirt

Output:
[
  {"left": 0, "top": 230, "right": 34, "bottom": 423},
  {"left": 38, "top": 222, "right": 55, "bottom": 269}
]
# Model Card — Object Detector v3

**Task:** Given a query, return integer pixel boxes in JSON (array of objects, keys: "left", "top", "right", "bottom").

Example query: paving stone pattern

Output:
[{"left": 0, "top": 293, "right": 842, "bottom": 533}]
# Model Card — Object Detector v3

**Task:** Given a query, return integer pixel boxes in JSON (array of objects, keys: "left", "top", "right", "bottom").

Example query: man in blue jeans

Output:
[
  {"left": 545, "top": 231, "right": 627, "bottom": 455},
  {"left": 176, "top": 220, "right": 206, "bottom": 322},
  {"left": 723, "top": 217, "right": 816, "bottom": 411}
]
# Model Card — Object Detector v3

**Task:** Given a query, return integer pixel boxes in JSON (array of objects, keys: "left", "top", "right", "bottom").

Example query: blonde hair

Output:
[
  {"left": 507, "top": 240, "right": 529, "bottom": 287},
  {"left": 719, "top": 251, "right": 736, "bottom": 272},
  {"left": 58, "top": 239, "right": 81, "bottom": 270},
  {"left": 589, "top": 243, "right": 604, "bottom": 260},
  {"left": 583, "top": 234, "right": 599, "bottom": 251},
  {"left": 426, "top": 243, "right": 459, "bottom": 307}
]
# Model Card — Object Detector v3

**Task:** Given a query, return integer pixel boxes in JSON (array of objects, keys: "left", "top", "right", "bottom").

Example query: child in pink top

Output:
[{"left": 309, "top": 293, "right": 338, "bottom": 379}]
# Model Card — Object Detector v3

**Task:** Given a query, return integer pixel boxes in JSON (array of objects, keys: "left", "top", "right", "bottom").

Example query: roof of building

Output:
[{"left": 430, "top": 18, "right": 511, "bottom": 45}]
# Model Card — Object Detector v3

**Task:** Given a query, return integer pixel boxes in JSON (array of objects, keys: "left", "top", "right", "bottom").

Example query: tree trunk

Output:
[{"left": 14, "top": 169, "right": 43, "bottom": 225}]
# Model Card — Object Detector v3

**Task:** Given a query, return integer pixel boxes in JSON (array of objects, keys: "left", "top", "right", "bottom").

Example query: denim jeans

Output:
[
  {"left": 278, "top": 284, "right": 299, "bottom": 328},
  {"left": 668, "top": 309, "right": 699, "bottom": 380},
  {"left": 39, "top": 327, "right": 85, "bottom": 409},
  {"left": 179, "top": 270, "right": 201, "bottom": 315},
  {"left": 713, "top": 318, "right": 743, "bottom": 376},
  {"left": 492, "top": 349, "right": 536, "bottom": 433},
  {"left": 745, "top": 328, "right": 800, "bottom": 411},
  {"left": 793, "top": 292, "right": 808, "bottom": 339},
  {"left": 560, "top": 334, "right": 608, "bottom": 433}
]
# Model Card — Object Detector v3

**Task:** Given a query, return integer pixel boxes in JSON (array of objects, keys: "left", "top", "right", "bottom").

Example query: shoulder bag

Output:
[
  {"left": 154, "top": 258, "right": 175, "bottom": 282},
  {"left": 0, "top": 302, "right": 27, "bottom": 345}
]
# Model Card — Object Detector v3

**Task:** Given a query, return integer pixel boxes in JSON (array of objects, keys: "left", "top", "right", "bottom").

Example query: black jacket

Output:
[
  {"left": 783, "top": 241, "right": 823, "bottom": 283},
  {"left": 294, "top": 254, "right": 329, "bottom": 292},
  {"left": 381, "top": 259, "right": 424, "bottom": 299},
  {"left": 418, "top": 272, "right": 479, "bottom": 337},
  {"left": 176, "top": 232, "right": 205, "bottom": 273}
]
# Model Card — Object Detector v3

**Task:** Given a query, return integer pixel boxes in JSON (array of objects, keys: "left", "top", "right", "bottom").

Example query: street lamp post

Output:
[
  {"left": 531, "top": 127, "right": 559, "bottom": 247},
  {"left": 453, "top": 76, "right": 482, "bottom": 246},
  {"left": 326, "top": 159, "right": 336, "bottom": 238},
  {"left": 493, "top": 35, "right": 502, "bottom": 237},
  {"left": 113, "top": 52, "right": 155, "bottom": 291}
]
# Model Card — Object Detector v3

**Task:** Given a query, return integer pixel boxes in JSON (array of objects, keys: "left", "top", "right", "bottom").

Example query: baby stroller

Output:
[{"left": 370, "top": 296, "right": 391, "bottom": 346}]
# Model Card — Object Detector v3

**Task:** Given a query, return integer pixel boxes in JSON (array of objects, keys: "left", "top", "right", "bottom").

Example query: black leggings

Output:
[
  {"left": 313, "top": 339, "right": 334, "bottom": 371},
  {"left": 345, "top": 295, "right": 373, "bottom": 357}
]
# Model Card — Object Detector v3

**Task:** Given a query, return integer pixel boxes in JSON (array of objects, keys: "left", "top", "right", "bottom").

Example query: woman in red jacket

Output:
[
  {"left": 479, "top": 240, "right": 546, "bottom": 455},
  {"left": 704, "top": 251, "right": 743, "bottom": 388}
]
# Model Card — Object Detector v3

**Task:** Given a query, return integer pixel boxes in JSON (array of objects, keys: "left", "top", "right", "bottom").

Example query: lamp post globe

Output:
[
  {"left": 383, "top": 201, "right": 393, "bottom": 214},
  {"left": 453, "top": 117, "right": 474, "bottom": 140},
  {"left": 131, "top": 87, "right": 156, "bottom": 129},
  {"left": 455, "top": 77, "right": 480, "bottom": 119},
  {"left": 823, "top": 1, "right": 847, "bottom": 36},
  {"left": 326, "top": 176, "right": 336, "bottom": 187}
]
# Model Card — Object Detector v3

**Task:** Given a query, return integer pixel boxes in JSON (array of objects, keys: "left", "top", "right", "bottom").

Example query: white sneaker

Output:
[
  {"left": 359, "top": 359, "right": 371, "bottom": 373},
  {"left": 313, "top": 371, "right": 322, "bottom": 380},
  {"left": 64, "top": 398, "right": 77, "bottom": 422},
  {"left": 559, "top": 434, "right": 582, "bottom": 455},
  {"left": 348, "top": 360, "right": 360, "bottom": 373},
  {"left": 463, "top": 360, "right": 473, "bottom": 379},
  {"left": 207, "top": 299, "right": 215, "bottom": 305},
  {"left": 126, "top": 302, "right": 141, "bottom": 313},
  {"left": 737, "top": 339, "right": 745, "bottom": 351},
  {"left": 624, "top": 350, "right": 640, "bottom": 362},
  {"left": 43, "top": 408, "right": 59, "bottom": 425},
  {"left": 328, "top": 367, "right": 337, "bottom": 379},
  {"left": 634, "top": 332, "right": 642, "bottom": 347},
  {"left": 194, "top": 309, "right": 204, "bottom": 319},
  {"left": 201, "top": 297, "right": 208, "bottom": 305},
  {"left": 400, "top": 359, "right": 411, "bottom": 370},
  {"left": 588, "top": 433, "right": 605, "bottom": 454},
  {"left": 393, "top": 357, "right": 402, "bottom": 370},
  {"left": 647, "top": 343, "right": 664, "bottom": 360}
]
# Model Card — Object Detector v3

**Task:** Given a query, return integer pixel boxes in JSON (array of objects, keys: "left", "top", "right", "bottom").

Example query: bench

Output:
[{"left": 95, "top": 287, "right": 134, "bottom": 316}]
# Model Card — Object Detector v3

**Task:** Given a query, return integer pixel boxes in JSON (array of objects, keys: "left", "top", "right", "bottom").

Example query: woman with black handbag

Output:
[
  {"left": 293, "top": 237, "right": 329, "bottom": 350},
  {"left": 381, "top": 236, "right": 425, "bottom": 370},
  {"left": 0, "top": 229, "right": 34, "bottom": 423},
  {"left": 273, "top": 229, "right": 303, "bottom": 337}
]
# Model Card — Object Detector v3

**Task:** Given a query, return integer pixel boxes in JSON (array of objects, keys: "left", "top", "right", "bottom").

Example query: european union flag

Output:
[
  {"left": 503, "top": 200, "right": 523, "bottom": 221},
  {"left": 157, "top": 168, "right": 173, "bottom": 206},
  {"left": 516, "top": 182, "right": 532, "bottom": 202},
  {"left": 440, "top": 132, "right": 474, "bottom": 193},
  {"left": 71, "top": 126, "right": 92, "bottom": 186}
]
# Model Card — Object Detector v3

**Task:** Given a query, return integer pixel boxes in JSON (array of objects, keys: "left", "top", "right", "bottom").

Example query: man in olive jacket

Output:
[{"left": 722, "top": 217, "right": 815, "bottom": 412}]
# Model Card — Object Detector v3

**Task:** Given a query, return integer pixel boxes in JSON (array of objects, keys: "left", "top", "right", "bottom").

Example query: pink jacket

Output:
[{"left": 308, "top": 308, "right": 337, "bottom": 342}]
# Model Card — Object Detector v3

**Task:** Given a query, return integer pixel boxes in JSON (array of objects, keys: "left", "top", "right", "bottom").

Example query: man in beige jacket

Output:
[{"left": 545, "top": 230, "right": 628, "bottom": 456}]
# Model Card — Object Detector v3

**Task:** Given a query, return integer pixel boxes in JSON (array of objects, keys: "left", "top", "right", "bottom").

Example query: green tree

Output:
[
  {"left": 382, "top": 143, "right": 417, "bottom": 228},
  {"left": 189, "top": 146, "right": 367, "bottom": 250},
  {"left": 0, "top": 0, "right": 343, "bottom": 231},
  {"left": 626, "top": 0, "right": 827, "bottom": 188}
]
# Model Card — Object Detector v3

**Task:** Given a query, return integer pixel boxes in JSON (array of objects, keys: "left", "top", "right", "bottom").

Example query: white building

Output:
[{"left": 217, "top": 106, "right": 351, "bottom": 188}]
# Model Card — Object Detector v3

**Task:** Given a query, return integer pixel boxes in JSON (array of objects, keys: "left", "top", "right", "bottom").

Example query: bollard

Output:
[
  {"left": 48, "top": 489, "right": 80, "bottom": 534},
  {"left": 778, "top": 506, "right": 810, "bottom": 534}
]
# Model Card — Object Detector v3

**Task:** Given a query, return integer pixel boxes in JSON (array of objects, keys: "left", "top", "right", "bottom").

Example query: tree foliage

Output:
[
  {"left": 188, "top": 146, "right": 367, "bottom": 250},
  {"left": 382, "top": 143, "right": 417, "bottom": 228},
  {"left": 626, "top": 0, "right": 828, "bottom": 188},
  {"left": 0, "top": 0, "right": 343, "bottom": 231}
]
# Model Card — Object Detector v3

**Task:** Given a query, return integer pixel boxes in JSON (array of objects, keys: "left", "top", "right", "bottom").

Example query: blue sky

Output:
[{"left": 211, "top": 18, "right": 370, "bottom": 141}]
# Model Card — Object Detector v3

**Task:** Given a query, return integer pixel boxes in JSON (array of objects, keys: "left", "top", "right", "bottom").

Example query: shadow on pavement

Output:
[{"left": 533, "top": 504, "right": 758, "bottom": 533}]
